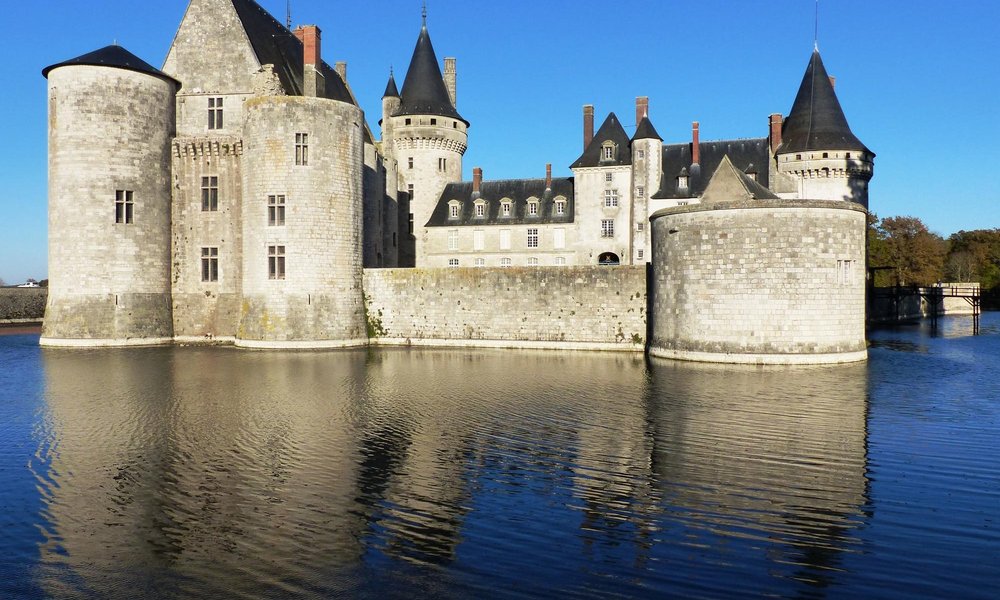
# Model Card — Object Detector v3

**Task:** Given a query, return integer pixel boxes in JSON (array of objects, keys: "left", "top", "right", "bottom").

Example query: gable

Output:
[{"left": 162, "top": 0, "right": 260, "bottom": 93}]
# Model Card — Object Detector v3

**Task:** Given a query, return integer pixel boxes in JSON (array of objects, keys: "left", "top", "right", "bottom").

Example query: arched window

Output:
[{"left": 598, "top": 252, "right": 620, "bottom": 266}]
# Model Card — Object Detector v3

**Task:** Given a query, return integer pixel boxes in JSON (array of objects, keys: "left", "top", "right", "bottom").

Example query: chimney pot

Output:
[
  {"left": 691, "top": 121, "right": 700, "bottom": 165},
  {"left": 298, "top": 25, "right": 321, "bottom": 67},
  {"left": 473, "top": 167, "right": 483, "bottom": 193},
  {"left": 583, "top": 105, "right": 594, "bottom": 150}
]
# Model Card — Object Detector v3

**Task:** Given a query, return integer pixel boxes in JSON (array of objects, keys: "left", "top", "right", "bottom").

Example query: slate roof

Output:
[
  {"left": 631, "top": 116, "right": 662, "bottom": 141},
  {"left": 777, "top": 50, "right": 870, "bottom": 155},
  {"left": 42, "top": 45, "right": 179, "bottom": 86},
  {"left": 395, "top": 24, "right": 466, "bottom": 124},
  {"left": 651, "top": 137, "right": 771, "bottom": 199},
  {"left": 701, "top": 155, "right": 780, "bottom": 203},
  {"left": 427, "top": 178, "right": 575, "bottom": 227},
  {"left": 383, "top": 71, "right": 399, "bottom": 98},
  {"left": 230, "top": 0, "right": 354, "bottom": 105},
  {"left": 570, "top": 113, "right": 633, "bottom": 168}
]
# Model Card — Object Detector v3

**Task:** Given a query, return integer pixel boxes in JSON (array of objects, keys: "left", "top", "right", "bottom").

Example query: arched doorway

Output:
[{"left": 598, "top": 252, "right": 620, "bottom": 266}]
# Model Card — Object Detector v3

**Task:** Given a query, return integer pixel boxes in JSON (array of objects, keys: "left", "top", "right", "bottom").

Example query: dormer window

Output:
[
  {"left": 555, "top": 199, "right": 566, "bottom": 215},
  {"left": 677, "top": 175, "right": 689, "bottom": 189},
  {"left": 601, "top": 142, "right": 616, "bottom": 161},
  {"left": 448, "top": 199, "right": 461, "bottom": 219},
  {"left": 501, "top": 200, "right": 512, "bottom": 216},
  {"left": 746, "top": 171, "right": 757, "bottom": 182},
  {"left": 474, "top": 200, "right": 486, "bottom": 217},
  {"left": 527, "top": 199, "right": 539, "bottom": 216}
]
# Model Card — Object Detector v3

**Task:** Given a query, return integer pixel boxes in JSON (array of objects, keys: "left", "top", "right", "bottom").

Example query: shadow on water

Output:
[{"left": 32, "top": 345, "right": 871, "bottom": 598}]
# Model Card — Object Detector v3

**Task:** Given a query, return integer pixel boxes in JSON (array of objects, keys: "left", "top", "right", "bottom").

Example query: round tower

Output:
[
  {"left": 388, "top": 20, "right": 468, "bottom": 266},
  {"left": 41, "top": 46, "right": 177, "bottom": 347},
  {"left": 238, "top": 95, "right": 367, "bottom": 348},
  {"left": 630, "top": 97, "right": 663, "bottom": 263},
  {"left": 774, "top": 50, "right": 874, "bottom": 208}
]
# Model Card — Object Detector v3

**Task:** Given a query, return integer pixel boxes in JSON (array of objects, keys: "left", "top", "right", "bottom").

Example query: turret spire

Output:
[{"left": 395, "top": 16, "right": 466, "bottom": 124}]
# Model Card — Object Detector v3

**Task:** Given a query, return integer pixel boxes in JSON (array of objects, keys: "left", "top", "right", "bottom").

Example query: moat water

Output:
[{"left": 1, "top": 315, "right": 998, "bottom": 599}]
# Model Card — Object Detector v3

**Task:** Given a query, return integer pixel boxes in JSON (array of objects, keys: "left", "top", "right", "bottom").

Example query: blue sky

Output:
[{"left": 2, "top": 0, "right": 998, "bottom": 284}]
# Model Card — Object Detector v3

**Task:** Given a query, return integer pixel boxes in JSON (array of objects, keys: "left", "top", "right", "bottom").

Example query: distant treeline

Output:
[
  {"left": 0, "top": 288, "right": 46, "bottom": 322},
  {"left": 868, "top": 215, "right": 1000, "bottom": 308}
]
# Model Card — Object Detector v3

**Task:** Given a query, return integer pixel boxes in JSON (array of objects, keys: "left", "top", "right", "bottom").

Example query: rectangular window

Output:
[
  {"left": 473, "top": 230, "right": 484, "bottom": 251},
  {"left": 601, "top": 219, "right": 614, "bottom": 238},
  {"left": 295, "top": 133, "right": 309, "bottom": 166},
  {"left": 407, "top": 183, "right": 414, "bottom": 198},
  {"left": 114, "top": 190, "right": 134, "bottom": 224},
  {"left": 605, "top": 172, "right": 613, "bottom": 182},
  {"left": 474, "top": 258, "right": 485, "bottom": 267},
  {"left": 527, "top": 257, "right": 538, "bottom": 266},
  {"left": 405, "top": 118, "right": 412, "bottom": 126},
  {"left": 438, "top": 157, "right": 447, "bottom": 171},
  {"left": 637, "top": 149, "right": 645, "bottom": 159},
  {"left": 500, "top": 229, "right": 511, "bottom": 251},
  {"left": 602, "top": 146, "right": 614, "bottom": 160},
  {"left": 431, "top": 118, "right": 438, "bottom": 125},
  {"left": 208, "top": 97, "right": 223, "bottom": 130},
  {"left": 637, "top": 249, "right": 644, "bottom": 261},
  {"left": 500, "top": 257, "right": 511, "bottom": 268},
  {"left": 450, "top": 204, "right": 459, "bottom": 218},
  {"left": 555, "top": 200, "right": 565, "bottom": 215},
  {"left": 408, "top": 157, "right": 414, "bottom": 169},
  {"left": 408, "top": 213, "right": 414, "bottom": 234},
  {"left": 268, "top": 195, "right": 286, "bottom": 226},
  {"left": 555, "top": 257, "right": 566, "bottom": 266},
  {"left": 838, "top": 259, "right": 855, "bottom": 285},
  {"left": 553, "top": 227, "right": 565, "bottom": 249},
  {"left": 201, "top": 177, "right": 219, "bottom": 211},
  {"left": 268, "top": 245, "right": 285, "bottom": 280},
  {"left": 677, "top": 176, "right": 689, "bottom": 189},
  {"left": 448, "top": 229, "right": 458, "bottom": 251},
  {"left": 637, "top": 222, "right": 644, "bottom": 231},
  {"left": 605, "top": 189, "right": 619, "bottom": 207},
  {"left": 528, "top": 202, "right": 538, "bottom": 216},
  {"left": 527, "top": 228, "right": 539, "bottom": 248},
  {"left": 678, "top": 201, "right": 689, "bottom": 206},
  {"left": 201, "top": 247, "right": 219, "bottom": 282},
  {"left": 637, "top": 186, "right": 645, "bottom": 198},
  {"left": 448, "top": 258, "right": 459, "bottom": 268},
  {"left": 501, "top": 202, "right": 511, "bottom": 216},
  {"left": 476, "top": 203, "right": 485, "bottom": 217}
]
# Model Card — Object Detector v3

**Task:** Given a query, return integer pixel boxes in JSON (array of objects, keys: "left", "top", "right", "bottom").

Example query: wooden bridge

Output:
[{"left": 920, "top": 284, "right": 982, "bottom": 335}]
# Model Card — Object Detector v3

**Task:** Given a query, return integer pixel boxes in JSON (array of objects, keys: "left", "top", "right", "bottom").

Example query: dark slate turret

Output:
[
  {"left": 43, "top": 45, "right": 179, "bottom": 86},
  {"left": 395, "top": 22, "right": 466, "bottom": 124},
  {"left": 631, "top": 116, "right": 662, "bottom": 142},
  {"left": 777, "top": 50, "right": 870, "bottom": 155},
  {"left": 383, "top": 70, "right": 400, "bottom": 98},
  {"left": 571, "top": 113, "right": 633, "bottom": 168}
]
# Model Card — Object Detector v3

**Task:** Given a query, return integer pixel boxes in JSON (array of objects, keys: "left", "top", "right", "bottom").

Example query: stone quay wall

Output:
[
  {"left": 0, "top": 288, "right": 47, "bottom": 323},
  {"left": 363, "top": 266, "right": 647, "bottom": 351}
]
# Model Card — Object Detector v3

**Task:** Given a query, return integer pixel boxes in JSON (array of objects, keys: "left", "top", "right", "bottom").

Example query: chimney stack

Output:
[
  {"left": 829, "top": 75, "right": 836, "bottom": 89},
  {"left": 295, "top": 25, "right": 322, "bottom": 66},
  {"left": 583, "top": 105, "right": 594, "bottom": 150},
  {"left": 691, "top": 122, "right": 700, "bottom": 165},
  {"left": 769, "top": 113, "right": 783, "bottom": 154},
  {"left": 635, "top": 96, "right": 649, "bottom": 126},
  {"left": 473, "top": 167, "right": 483, "bottom": 193},
  {"left": 545, "top": 163, "right": 552, "bottom": 189},
  {"left": 335, "top": 61, "right": 347, "bottom": 81},
  {"left": 444, "top": 57, "right": 457, "bottom": 107}
]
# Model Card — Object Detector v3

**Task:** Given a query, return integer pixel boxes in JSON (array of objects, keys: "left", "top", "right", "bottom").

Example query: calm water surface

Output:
[{"left": 0, "top": 314, "right": 998, "bottom": 599}]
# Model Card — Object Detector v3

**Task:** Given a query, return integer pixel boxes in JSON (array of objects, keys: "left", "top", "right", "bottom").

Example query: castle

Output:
[{"left": 40, "top": 0, "right": 873, "bottom": 364}]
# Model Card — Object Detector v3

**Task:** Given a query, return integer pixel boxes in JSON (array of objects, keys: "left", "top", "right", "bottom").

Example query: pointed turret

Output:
[
  {"left": 631, "top": 116, "right": 662, "bottom": 142},
  {"left": 383, "top": 70, "right": 399, "bottom": 98},
  {"left": 395, "top": 22, "right": 466, "bottom": 124},
  {"left": 777, "top": 50, "right": 869, "bottom": 155}
]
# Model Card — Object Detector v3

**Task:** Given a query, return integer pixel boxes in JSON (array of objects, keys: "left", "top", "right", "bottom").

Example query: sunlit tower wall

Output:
[{"left": 41, "top": 47, "right": 177, "bottom": 347}]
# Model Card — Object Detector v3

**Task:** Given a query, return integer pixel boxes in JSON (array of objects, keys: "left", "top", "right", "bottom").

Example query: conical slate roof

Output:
[
  {"left": 42, "top": 45, "right": 179, "bottom": 85},
  {"left": 631, "top": 116, "right": 662, "bottom": 142},
  {"left": 383, "top": 70, "right": 400, "bottom": 98},
  {"left": 777, "top": 50, "right": 870, "bottom": 155},
  {"left": 570, "top": 112, "right": 633, "bottom": 168},
  {"left": 395, "top": 24, "right": 466, "bottom": 124}
]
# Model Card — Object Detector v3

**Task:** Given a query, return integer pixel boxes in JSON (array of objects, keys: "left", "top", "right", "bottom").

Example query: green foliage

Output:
[
  {"left": 867, "top": 214, "right": 946, "bottom": 286},
  {"left": 947, "top": 229, "right": 1000, "bottom": 289}
]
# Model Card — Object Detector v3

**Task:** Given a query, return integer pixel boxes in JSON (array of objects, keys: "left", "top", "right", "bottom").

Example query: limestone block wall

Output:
[
  {"left": 571, "top": 167, "right": 634, "bottom": 264},
  {"left": 238, "top": 96, "right": 366, "bottom": 347},
  {"left": 649, "top": 200, "right": 868, "bottom": 364},
  {"left": 363, "top": 266, "right": 646, "bottom": 351},
  {"left": 43, "top": 66, "right": 175, "bottom": 346}
]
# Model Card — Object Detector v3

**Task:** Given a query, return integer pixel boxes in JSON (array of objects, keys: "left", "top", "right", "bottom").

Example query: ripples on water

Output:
[{"left": 0, "top": 314, "right": 998, "bottom": 599}]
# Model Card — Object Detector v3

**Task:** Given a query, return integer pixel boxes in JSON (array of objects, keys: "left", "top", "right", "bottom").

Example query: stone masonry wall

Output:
[{"left": 363, "top": 266, "right": 646, "bottom": 350}]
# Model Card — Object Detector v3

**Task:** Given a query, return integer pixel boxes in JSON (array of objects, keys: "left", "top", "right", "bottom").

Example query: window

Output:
[
  {"left": 605, "top": 172, "right": 613, "bottom": 182},
  {"left": 637, "top": 186, "right": 645, "bottom": 198},
  {"left": 405, "top": 118, "right": 412, "bottom": 125},
  {"left": 555, "top": 257, "right": 566, "bottom": 266},
  {"left": 201, "top": 177, "right": 219, "bottom": 211},
  {"left": 201, "top": 247, "right": 219, "bottom": 282},
  {"left": 114, "top": 190, "right": 134, "bottom": 224},
  {"left": 846, "top": 152, "right": 852, "bottom": 159},
  {"left": 295, "top": 133, "right": 309, "bottom": 166},
  {"left": 475, "top": 258, "right": 485, "bottom": 267},
  {"left": 450, "top": 204, "right": 459, "bottom": 218},
  {"left": 677, "top": 176, "right": 689, "bottom": 189},
  {"left": 822, "top": 152, "right": 829, "bottom": 159},
  {"left": 448, "top": 258, "right": 459, "bottom": 268},
  {"left": 448, "top": 229, "right": 458, "bottom": 251},
  {"left": 268, "top": 195, "right": 286, "bottom": 226},
  {"left": 678, "top": 201, "right": 689, "bottom": 206},
  {"left": 528, "top": 201, "right": 538, "bottom": 216},
  {"left": 438, "top": 157, "right": 447, "bottom": 171},
  {"left": 431, "top": 118, "right": 437, "bottom": 125},
  {"left": 637, "top": 249, "right": 644, "bottom": 261},
  {"left": 601, "top": 219, "right": 614, "bottom": 238},
  {"left": 554, "top": 227, "right": 565, "bottom": 249},
  {"left": 527, "top": 228, "right": 539, "bottom": 248},
  {"left": 527, "top": 257, "right": 538, "bottom": 266},
  {"left": 605, "top": 189, "right": 619, "bottom": 207},
  {"left": 408, "top": 157, "right": 414, "bottom": 169},
  {"left": 408, "top": 213, "right": 414, "bottom": 234},
  {"left": 501, "top": 201, "right": 511, "bottom": 216},
  {"left": 393, "top": 232, "right": 397, "bottom": 247},
  {"left": 500, "top": 258, "right": 512, "bottom": 268},
  {"left": 473, "top": 229, "right": 484, "bottom": 251},
  {"left": 268, "top": 245, "right": 285, "bottom": 280},
  {"left": 746, "top": 172, "right": 757, "bottom": 182},
  {"left": 407, "top": 183, "right": 414, "bottom": 198},
  {"left": 208, "top": 97, "right": 223, "bottom": 130},
  {"left": 500, "top": 229, "right": 511, "bottom": 250},
  {"left": 555, "top": 200, "right": 565, "bottom": 215},
  {"left": 837, "top": 259, "right": 855, "bottom": 285},
  {"left": 637, "top": 149, "right": 645, "bottom": 159},
  {"left": 475, "top": 202, "right": 486, "bottom": 217},
  {"left": 637, "top": 222, "right": 645, "bottom": 231},
  {"left": 601, "top": 143, "right": 615, "bottom": 160},
  {"left": 795, "top": 154, "right": 802, "bottom": 160}
]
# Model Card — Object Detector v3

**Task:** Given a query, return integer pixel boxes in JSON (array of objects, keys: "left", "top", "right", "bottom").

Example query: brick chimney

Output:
[
  {"left": 691, "top": 122, "right": 700, "bottom": 165},
  {"left": 473, "top": 167, "right": 483, "bottom": 193},
  {"left": 635, "top": 96, "right": 649, "bottom": 126},
  {"left": 294, "top": 25, "right": 324, "bottom": 97},
  {"left": 829, "top": 76, "right": 836, "bottom": 89},
  {"left": 583, "top": 105, "right": 594, "bottom": 150},
  {"left": 769, "top": 113, "right": 783, "bottom": 154},
  {"left": 545, "top": 163, "right": 552, "bottom": 189}
]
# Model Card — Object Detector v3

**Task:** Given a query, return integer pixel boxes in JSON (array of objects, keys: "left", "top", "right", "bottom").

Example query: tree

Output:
[
  {"left": 869, "top": 215, "right": 946, "bottom": 286},
  {"left": 947, "top": 229, "right": 1000, "bottom": 289}
]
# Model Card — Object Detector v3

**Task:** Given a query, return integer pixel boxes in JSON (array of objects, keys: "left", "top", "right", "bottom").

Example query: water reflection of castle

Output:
[{"left": 38, "top": 349, "right": 868, "bottom": 596}]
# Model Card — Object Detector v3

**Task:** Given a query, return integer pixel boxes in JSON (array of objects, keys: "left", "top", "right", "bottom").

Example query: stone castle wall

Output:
[
  {"left": 363, "top": 266, "right": 647, "bottom": 351},
  {"left": 649, "top": 200, "right": 868, "bottom": 364}
]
